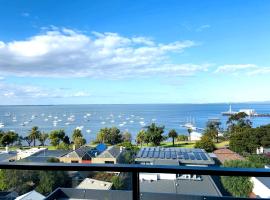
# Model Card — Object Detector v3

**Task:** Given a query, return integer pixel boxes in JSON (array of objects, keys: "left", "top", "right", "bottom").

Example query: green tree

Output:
[
  {"left": 28, "top": 126, "right": 41, "bottom": 146},
  {"left": 24, "top": 136, "right": 33, "bottom": 147},
  {"left": 227, "top": 112, "right": 252, "bottom": 134},
  {"left": 177, "top": 134, "right": 188, "bottom": 141},
  {"left": 168, "top": 129, "right": 178, "bottom": 146},
  {"left": 72, "top": 129, "right": 83, "bottom": 141},
  {"left": 73, "top": 137, "right": 86, "bottom": 149},
  {"left": 49, "top": 129, "right": 65, "bottom": 147},
  {"left": 122, "top": 132, "right": 132, "bottom": 142},
  {"left": 136, "top": 130, "right": 146, "bottom": 147},
  {"left": 38, "top": 132, "right": 49, "bottom": 146},
  {"left": 146, "top": 123, "right": 165, "bottom": 146},
  {"left": 111, "top": 176, "right": 124, "bottom": 190},
  {"left": 96, "top": 127, "right": 123, "bottom": 145},
  {"left": 206, "top": 120, "right": 221, "bottom": 143},
  {"left": 194, "top": 135, "right": 215, "bottom": 152},
  {"left": 221, "top": 160, "right": 260, "bottom": 197}
]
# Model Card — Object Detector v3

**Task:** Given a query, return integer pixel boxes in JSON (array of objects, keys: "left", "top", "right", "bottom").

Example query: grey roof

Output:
[
  {"left": 0, "top": 152, "right": 17, "bottom": 162},
  {"left": 18, "top": 150, "right": 72, "bottom": 163},
  {"left": 97, "top": 146, "right": 121, "bottom": 159},
  {"left": 45, "top": 188, "right": 221, "bottom": 200},
  {"left": 256, "top": 177, "right": 270, "bottom": 188},
  {"left": 45, "top": 188, "right": 132, "bottom": 200},
  {"left": 63, "top": 146, "right": 97, "bottom": 159},
  {"left": 140, "top": 175, "right": 222, "bottom": 196},
  {"left": 135, "top": 147, "right": 215, "bottom": 165}
]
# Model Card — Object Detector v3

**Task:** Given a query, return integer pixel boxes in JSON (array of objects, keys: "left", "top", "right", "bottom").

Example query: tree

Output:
[
  {"left": 49, "top": 129, "right": 65, "bottom": 147},
  {"left": 73, "top": 137, "right": 86, "bottom": 149},
  {"left": 206, "top": 120, "right": 221, "bottom": 143},
  {"left": 227, "top": 112, "right": 252, "bottom": 134},
  {"left": 187, "top": 128, "right": 192, "bottom": 141},
  {"left": 28, "top": 126, "right": 41, "bottom": 147},
  {"left": 72, "top": 129, "right": 83, "bottom": 142},
  {"left": 24, "top": 136, "right": 33, "bottom": 147},
  {"left": 38, "top": 132, "right": 48, "bottom": 146},
  {"left": 96, "top": 127, "right": 123, "bottom": 145},
  {"left": 136, "top": 130, "right": 146, "bottom": 147},
  {"left": 221, "top": 160, "right": 260, "bottom": 197},
  {"left": 111, "top": 176, "right": 124, "bottom": 190},
  {"left": 146, "top": 123, "right": 165, "bottom": 146},
  {"left": 168, "top": 129, "right": 178, "bottom": 146},
  {"left": 177, "top": 134, "right": 188, "bottom": 141},
  {"left": 0, "top": 131, "right": 19, "bottom": 146},
  {"left": 194, "top": 135, "right": 215, "bottom": 152},
  {"left": 122, "top": 132, "right": 132, "bottom": 142},
  {"left": 63, "top": 135, "right": 70, "bottom": 145}
]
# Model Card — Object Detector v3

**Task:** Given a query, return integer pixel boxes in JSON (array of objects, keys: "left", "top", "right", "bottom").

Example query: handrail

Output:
[
  {"left": 1, "top": 162, "right": 269, "bottom": 200},
  {"left": 0, "top": 162, "right": 269, "bottom": 177}
]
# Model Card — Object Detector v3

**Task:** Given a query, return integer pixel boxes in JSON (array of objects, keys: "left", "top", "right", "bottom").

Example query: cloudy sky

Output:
[{"left": 0, "top": 0, "right": 270, "bottom": 104}]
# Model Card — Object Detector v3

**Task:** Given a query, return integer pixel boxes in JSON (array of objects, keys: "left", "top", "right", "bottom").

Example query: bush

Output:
[
  {"left": 194, "top": 136, "right": 215, "bottom": 152},
  {"left": 221, "top": 160, "right": 260, "bottom": 197}
]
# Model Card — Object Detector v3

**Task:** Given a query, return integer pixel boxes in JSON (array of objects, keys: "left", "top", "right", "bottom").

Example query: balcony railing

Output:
[{"left": 0, "top": 162, "right": 269, "bottom": 200}]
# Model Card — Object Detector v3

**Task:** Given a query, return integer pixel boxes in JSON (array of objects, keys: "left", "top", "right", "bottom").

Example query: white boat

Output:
[
  {"left": 0, "top": 122, "right": 4, "bottom": 128},
  {"left": 86, "top": 129, "right": 91, "bottom": 133},
  {"left": 221, "top": 105, "right": 238, "bottom": 116},
  {"left": 101, "top": 121, "right": 106, "bottom": 125}
]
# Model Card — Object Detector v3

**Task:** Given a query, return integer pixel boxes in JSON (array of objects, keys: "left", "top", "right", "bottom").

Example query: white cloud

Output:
[
  {"left": 215, "top": 64, "right": 258, "bottom": 73},
  {"left": 196, "top": 24, "right": 211, "bottom": 32},
  {"left": 0, "top": 27, "right": 204, "bottom": 78},
  {"left": 71, "top": 91, "right": 91, "bottom": 97},
  {"left": 247, "top": 67, "right": 270, "bottom": 76}
]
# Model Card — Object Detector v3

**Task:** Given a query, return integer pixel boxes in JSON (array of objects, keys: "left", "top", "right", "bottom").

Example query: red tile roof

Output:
[{"left": 213, "top": 148, "right": 244, "bottom": 164}]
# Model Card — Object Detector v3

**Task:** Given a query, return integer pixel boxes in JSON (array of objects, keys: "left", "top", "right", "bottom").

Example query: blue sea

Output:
[{"left": 0, "top": 104, "right": 269, "bottom": 143}]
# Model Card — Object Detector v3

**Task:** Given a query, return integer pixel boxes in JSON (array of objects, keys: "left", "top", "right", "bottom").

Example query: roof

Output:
[
  {"left": 135, "top": 147, "right": 215, "bottom": 165},
  {"left": 255, "top": 177, "right": 270, "bottom": 188},
  {"left": 76, "top": 178, "right": 112, "bottom": 190},
  {"left": 140, "top": 175, "right": 222, "bottom": 196},
  {"left": 45, "top": 188, "right": 132, "bottom": 200},
  {"left": 97, "top": 146, "right": 122, "bottom": 159},
  {"left": 62, "top": 146, "right": 97, "bottom": 159},
  {"left": 0, "top": 152, "right": 17, "bottom": 162},
  {"left": 213, "top": 148, "right": 244, "bottom": 164},
  {"left": 15, "top": 190, "right": 45, "bottom": 200},
  {"left": 95, "top": 143, "right": 107, "bottom": 153}
]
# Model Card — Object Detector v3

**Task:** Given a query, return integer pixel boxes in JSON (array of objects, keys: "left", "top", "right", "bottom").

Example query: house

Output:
[
  {"left": 76, "top": 178, "right": 112, "bottom": 190},
  {"left": 59, "top": 146, "right": 99, "bottom": 163},
  {"left": 213, "top": 148, "right": 244, "bottom": 164},
  {"left": 15, "top": 190, "right": 45, "bottom": 200},
  {"left": 92, "top": 146, "right": 124, "bottom": 164},
  {"left": 0, "top": 191, "right": 18, "bottom": 200},
  {"left": 135, "top": 147, "right": 221, "bottom": 197},
  {"left": 251, "top": 165, "right": 270, "bottom": 198}
]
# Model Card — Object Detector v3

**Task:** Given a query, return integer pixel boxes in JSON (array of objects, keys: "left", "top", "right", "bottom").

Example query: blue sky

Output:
[{"left": 0, "top": 0, "right": 270, "bottom": 104}]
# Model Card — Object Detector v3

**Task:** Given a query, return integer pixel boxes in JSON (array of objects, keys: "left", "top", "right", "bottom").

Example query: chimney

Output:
[
  {"left": 5, "top": 145, "right": 9, "bottom": 153},
  {"left": 120, "top": 146, "right": 123, "bottom": 153},
  {"left": 73, "top": 144, "right": 76, "bottom": 151}
]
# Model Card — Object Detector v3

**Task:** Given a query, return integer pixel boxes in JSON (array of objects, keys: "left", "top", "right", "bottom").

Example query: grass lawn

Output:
[{"left": 215, "top": 140, "right": 229, "bottom": 148}]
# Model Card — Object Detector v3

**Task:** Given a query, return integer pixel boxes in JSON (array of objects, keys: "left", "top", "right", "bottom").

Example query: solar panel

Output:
[
  {"left": 154, "top": 150, "right": 159, "bottom": 158},
  {"left": 142, "top": 149, "right": 149, "bottom": 158},
  {"left": 194, "top": 152, "right": 202, "bottom": 160},
  {"left": 199, "top": 153, "right": 208, "bottom": 160},
  {"left": 137, "top": 149, "right": 143, "bottom": 158},
  {"left": 171, "top": 151, "right": 177, "bottom": 159},
  {"left": 165, "top": 151, "right": 171, "bottom": 159},
  {"left": 189, "top": 154, "right": 195, "bottom": 160},
  {"left": 183, "top": 152, "right": 189, "bottom": 160},
  {"left": 148, "top": 151, "right": 154, "bottom": 158},
  {"left": 159, "top": 152, "right": 165, "bottom": 159}
]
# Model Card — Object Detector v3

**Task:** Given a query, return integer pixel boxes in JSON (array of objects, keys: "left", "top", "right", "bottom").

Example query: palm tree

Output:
[
  {"left": 187, "top": 128, "right": 192, "bottom": 142},
  {"left": 168, "top": 129, "right": 178, "bottom": 147},
  {"left": 28, "top": 126, "right": 41, "bottom": 147},
  {"left": 38, "top": 132, "right": 49, "bottom": 146}
]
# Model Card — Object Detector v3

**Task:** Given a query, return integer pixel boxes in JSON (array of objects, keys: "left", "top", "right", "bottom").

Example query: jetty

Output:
[{"left": 221, "top": 105, "right": 270, "bottom": 117}]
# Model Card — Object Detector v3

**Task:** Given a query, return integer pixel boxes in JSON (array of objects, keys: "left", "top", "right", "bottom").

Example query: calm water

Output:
[{"left": 0, "top": 104, "right": 269, "bottom": 143}]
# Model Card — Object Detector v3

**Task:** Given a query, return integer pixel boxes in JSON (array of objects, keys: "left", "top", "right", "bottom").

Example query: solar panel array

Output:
[{"left": 136, "top": 147, "right": 210, "bottom": 161}]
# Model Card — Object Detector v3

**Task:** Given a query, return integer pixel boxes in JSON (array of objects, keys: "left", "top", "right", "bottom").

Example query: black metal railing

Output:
[{"left": 0, "top": 162, "right": 270, "bottom": 200}]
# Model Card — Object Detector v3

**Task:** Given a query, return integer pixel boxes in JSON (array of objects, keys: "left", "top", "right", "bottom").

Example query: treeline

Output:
[{"left": 0, "top": 126, "right": 86, "bottom": 150}]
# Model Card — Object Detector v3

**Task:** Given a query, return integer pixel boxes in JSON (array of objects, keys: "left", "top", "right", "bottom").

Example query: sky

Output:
[{"left": 0, "top": 0, "right": 270, "bottom": 104}]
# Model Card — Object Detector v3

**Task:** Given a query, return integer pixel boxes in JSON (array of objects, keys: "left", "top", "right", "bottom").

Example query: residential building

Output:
[
  {"left": 76, "top": 178, "right": 112, "bottom": 190},
  {"left": 92, "top": 146, "right": 124, "bottom": 164},
  {"left": 15, "top": 190, "right": 45, "bottom": 200},
  {"left": 135, "top": 147, "right": 221, "bottom": 197}
]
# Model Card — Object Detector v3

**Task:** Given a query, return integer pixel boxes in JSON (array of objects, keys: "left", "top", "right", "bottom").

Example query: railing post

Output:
[{"left": 132, "top": 171, "right": 140, "bottom": 200}]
